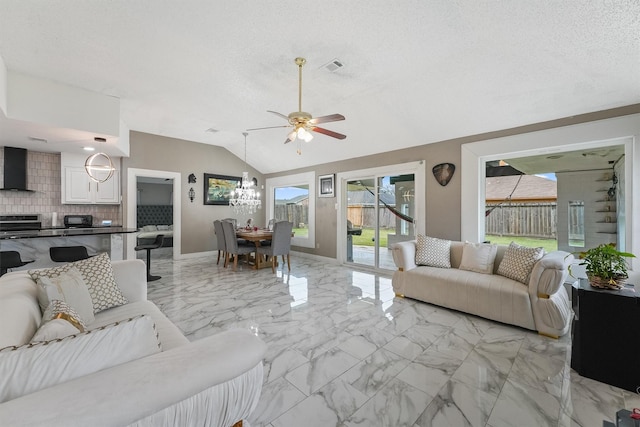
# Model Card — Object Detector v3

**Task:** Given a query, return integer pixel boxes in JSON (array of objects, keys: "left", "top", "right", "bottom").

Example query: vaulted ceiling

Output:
[{"left": 0, "top": 1, "right": 638, "bottom": 174}]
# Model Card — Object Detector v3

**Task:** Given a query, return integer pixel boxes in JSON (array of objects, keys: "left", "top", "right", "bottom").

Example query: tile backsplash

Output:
[{"left": 0, "top": 149, "right": 122, "bottom": 226}]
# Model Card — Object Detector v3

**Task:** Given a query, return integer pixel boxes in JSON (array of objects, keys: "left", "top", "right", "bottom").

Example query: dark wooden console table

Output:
[{"left": 571, "top": 279, "right": 640, "bottom": 392}]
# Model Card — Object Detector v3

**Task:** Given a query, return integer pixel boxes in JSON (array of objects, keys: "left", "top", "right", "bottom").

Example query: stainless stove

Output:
[{"left": 0, "top": 214, "right": 42, "bottom": 231}]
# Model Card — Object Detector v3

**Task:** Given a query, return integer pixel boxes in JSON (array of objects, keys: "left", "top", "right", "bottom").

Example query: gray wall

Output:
[
  {"left": 122, "top": 131, "right": 264, "bottom": 255},
  {"left": 137, "top": 182, "right": 172, "bottom": 205},
  {"left": 266, "top": 104, "right": 640, "bottom": 259},
  {"left": 122, "top": 105, "right": 640, "bottom": 258}
]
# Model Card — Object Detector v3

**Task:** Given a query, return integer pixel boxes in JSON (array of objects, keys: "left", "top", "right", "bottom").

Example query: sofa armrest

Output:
[
  {"left": 528, "top": 251, "right": 573, "bottom": 297},
  {"left": 528, "top": 251, "right": 574, "bottom": 337},
  {"left": 391, "top": 241, "right": 418, "bottom": 271},
  {"left": 0, "top": 328, "right": 267, "bottom": 427},
  {"left": 112, "top": 259, "right": 147, "bottom": 302}
]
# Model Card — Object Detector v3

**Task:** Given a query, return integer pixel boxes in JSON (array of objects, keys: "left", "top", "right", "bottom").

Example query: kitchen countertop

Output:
[{"left": 0, "top": 227, "right": 139, "bottom": 240}]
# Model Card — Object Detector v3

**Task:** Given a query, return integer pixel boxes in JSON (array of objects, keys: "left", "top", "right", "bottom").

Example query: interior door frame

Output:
[
  {"left": 336, "top": 161, "right": 426, "bottom": 268},
  {"left": 126, "top": 168, "right": 181, "bottom": 260}
]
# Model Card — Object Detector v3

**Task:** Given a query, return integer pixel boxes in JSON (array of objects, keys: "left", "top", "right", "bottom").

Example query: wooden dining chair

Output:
[
  {"left": 221, "top": 220, "right": 255, "bottom": 271},
  {"left": 213, "top": 220, "right": 227, "bottom": 266},
  {"left": 257, "top": 221, "right": 293, "bottom": 273}
]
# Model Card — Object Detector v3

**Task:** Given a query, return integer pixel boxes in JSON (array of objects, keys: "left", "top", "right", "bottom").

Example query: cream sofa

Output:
[
  {"left": 0, "top": 258, "right": 266, "bottom": 427},
  {"left": 391, "top": 240, "right": 574, "bottom": 337}
]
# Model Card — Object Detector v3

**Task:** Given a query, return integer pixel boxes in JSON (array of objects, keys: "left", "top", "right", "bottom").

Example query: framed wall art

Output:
[
  {"left": 318, "top": 173, "right": 335, "bottom": 198},
  {"left": 203, "top": 173, "right": 240, "bottom": 205}
]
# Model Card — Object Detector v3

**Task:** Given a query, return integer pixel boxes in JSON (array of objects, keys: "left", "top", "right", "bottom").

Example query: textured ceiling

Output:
[{"left": 0, "top": 1, "right": 638, "bottom": 173}]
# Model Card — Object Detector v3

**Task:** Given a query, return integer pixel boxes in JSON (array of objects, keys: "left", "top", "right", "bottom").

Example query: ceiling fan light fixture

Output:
[{"left": 303, "top": 131, "right": 313, "bottom": 142}]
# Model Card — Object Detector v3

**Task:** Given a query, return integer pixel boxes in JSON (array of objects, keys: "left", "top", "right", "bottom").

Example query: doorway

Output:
[
  {"left": 126, "top": 168, "right": 181, "bottom": 260},
  {"left": 337, "top": 161, "right": 425, "bottom": 270}
]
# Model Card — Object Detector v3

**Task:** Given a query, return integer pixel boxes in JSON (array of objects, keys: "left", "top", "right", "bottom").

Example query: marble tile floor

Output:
[{"left": 144, "top": 253, "right": 639, "bottom": 427}]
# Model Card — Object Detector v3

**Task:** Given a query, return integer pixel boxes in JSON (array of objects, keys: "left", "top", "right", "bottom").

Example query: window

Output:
[{"left": 266, "top": 172, "right": 316, "bottom": 248}]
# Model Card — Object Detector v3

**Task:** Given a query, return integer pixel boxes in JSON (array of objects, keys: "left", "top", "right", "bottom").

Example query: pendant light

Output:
[{"left": 85, "top": 137, "right": 115, "bottom": 183}]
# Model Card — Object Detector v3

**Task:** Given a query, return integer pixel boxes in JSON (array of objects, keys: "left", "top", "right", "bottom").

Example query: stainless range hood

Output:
[{"left": 1, "top": 147, "right": 34, "bottom": 192}]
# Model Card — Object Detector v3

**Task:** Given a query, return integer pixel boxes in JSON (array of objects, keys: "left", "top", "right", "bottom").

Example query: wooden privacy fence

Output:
[
  {"left": 485, "top": 202, "right": 557, "bottom": 238},
  {"left": 347, "top": 206, "right": 397, "bottom": 229},
  {"left": 275, "top": 205, "right": 309, "bottom": 227}
]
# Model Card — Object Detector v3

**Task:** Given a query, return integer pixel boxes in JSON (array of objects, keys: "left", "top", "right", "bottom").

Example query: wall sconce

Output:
[{"left": 188, "top": 187, "right": 195, "bottom": 203}]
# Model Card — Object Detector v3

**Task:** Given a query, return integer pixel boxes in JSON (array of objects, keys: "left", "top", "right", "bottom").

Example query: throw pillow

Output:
[
  {"left": 459, "top": 242, "right": 498, "bottom": 275},
  {"left": 141, "top": 225, "right": 158, "bottom": 232},
  {"left": 0, "top": 315, "right": 161, "bottom": 403},
  {"left": 497, "top": 242, "right": 544, "bottom": 284},
  {"left": 29, "top": 252, "right": 128, "bottom": 314},
  {"left": 31, "top": 318, "right": 81, "bottom": 342},
  {"left": 415, "top": 235, "right": 451, "bottom": 268},
  {"left": 40, "top": 300, "right": 87, "bottom": 332},
  {"left": 36, "top": 267, "right": 95, "bottom": 325},
  {"left": 157, "top": 225, "right": 170, "bottom": 230}
]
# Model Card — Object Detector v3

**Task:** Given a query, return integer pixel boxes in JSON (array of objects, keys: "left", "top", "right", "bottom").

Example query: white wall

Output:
[{"left": 137, "top": 182, "right": 173, "bottom": 205}]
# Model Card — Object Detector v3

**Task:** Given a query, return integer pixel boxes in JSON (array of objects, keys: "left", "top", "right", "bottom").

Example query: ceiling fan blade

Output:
[
  {"left": 284, "top": 135, "right": 295, "bottom": 144},
  {"left": 267, "top": 110, "right": 290, "bottom": 120},
  {"left": 308, "top": 114, "right": 345, "bottom": 125},
  {"left": 311, "top": 127, "right": 347, "bottom": 140},
  {"left": 246, "top": 125, "right": 291, "bottom": 131}
]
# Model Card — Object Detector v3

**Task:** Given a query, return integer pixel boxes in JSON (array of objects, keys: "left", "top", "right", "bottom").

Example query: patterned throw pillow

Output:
[
  {"left": 496, "top": 242, "right": 544, "bottom": 284},
  {"left": 41, "top": 300, "right": 87, "bottom": 332},
  {"left": 36, "top": 267, "right": 95, "bottom": 325},
  {"left": 29, "top": 253, "right": 127, "bottom": 314},
  {"left": 415, "top": 235, "right": 451, "bottom": 268}
]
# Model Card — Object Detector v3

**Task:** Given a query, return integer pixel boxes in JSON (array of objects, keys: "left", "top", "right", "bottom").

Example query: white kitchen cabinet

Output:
[{"left": 61, "top": 153, "right": 120, "bottom": 204}]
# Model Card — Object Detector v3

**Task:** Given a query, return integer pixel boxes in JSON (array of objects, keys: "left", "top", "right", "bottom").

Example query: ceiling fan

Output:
[{"left": 247, "top": 57, "right": 346, "bottom": 154}]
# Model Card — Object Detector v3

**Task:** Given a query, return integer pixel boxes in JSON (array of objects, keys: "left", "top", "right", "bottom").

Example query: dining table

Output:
[{"left": 235, "top": 228, "right": 274, "bottom": 269}]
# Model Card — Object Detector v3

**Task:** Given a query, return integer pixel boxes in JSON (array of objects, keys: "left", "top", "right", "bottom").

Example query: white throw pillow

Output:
[
  {"left": 29, "top": 253, "right": 127, "bottom": 314},
  {"left": 141, "top": 225, "right": 158, "bottom": 232},
  {"left": 459, "top": 242, "right": 498, "bottom": 275},
  {"left": 497, "top": 242, "right": 544, "bottom": 284},
  {"left": 157, "top": 225, "right": 170, "bottom": 230},
  {"left": 36, "top": 267, "right": 95, "bottom": 325},
  {"left": 415, "top": 235, "right": 451, "bottom": 268},
  {"left": 0, "top": 315, "right": 161, "bottom": 403}
]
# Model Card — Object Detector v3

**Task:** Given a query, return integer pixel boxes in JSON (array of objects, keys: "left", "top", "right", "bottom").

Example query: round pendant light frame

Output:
[{"left": 85, "top": 137, "right": 115, "bottom": 183}]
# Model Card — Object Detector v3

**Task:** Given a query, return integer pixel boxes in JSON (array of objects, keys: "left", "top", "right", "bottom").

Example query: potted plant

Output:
[{"left": 576, "top": 243, "right": 635, "bottom": 289}]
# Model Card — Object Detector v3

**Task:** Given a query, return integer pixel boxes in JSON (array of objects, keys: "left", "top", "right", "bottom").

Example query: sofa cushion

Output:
[
  {"left": 415, "top": 235, "right": 451, "bottom": 268},
  {"left": 0, "top": 314, "right": 160, "bottom": 403},
  {"left": 36, "top": 267, "right": 95, "bottom": 325},
  {"left": 459, "top": 242, "right": 498, "bottom": 275},
  {"left": 497, "top": 242, "right": 544, "bottom": 284},
  {"left": 29, "top": 253, "right": 128, "bottom": 314}
]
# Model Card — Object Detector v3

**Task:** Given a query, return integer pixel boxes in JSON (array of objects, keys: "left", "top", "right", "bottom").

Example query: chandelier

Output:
[{"left": 229, "top": 132, "right": 261, "bottom": 215}]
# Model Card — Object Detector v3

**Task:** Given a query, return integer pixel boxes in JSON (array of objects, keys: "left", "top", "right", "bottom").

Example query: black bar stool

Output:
[
  {"left": 49, "top": 246, "right": 91, "bottom": 262},
  {"left": 134, "top": 234, "right": 164, "bottom": 282},
  {"left": 0, "top": 251, "right": 34, "bottom": 276}
]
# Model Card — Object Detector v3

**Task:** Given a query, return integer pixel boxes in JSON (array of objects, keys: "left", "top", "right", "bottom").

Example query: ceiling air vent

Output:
[{"left": 322, "top": 59, "right": 344, "bottom": 73}]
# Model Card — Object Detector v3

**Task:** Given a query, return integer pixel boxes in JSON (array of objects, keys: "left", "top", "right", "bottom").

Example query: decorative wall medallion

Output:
[{"left": 432, "top": 163, "right": 455, "bottom": 186}]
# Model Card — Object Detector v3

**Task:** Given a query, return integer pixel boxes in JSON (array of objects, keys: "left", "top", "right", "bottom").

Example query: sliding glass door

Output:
[{"left": 345, "top": 173, "right": 416, "bottom": 270}]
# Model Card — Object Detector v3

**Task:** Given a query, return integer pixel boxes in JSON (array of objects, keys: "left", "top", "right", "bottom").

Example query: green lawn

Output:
[
  {"left": 485, "top": 235, "right": 558, "bottom": 253},
  {"left": 351, "top": 228, "right": 391, "bottom": 248}
]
